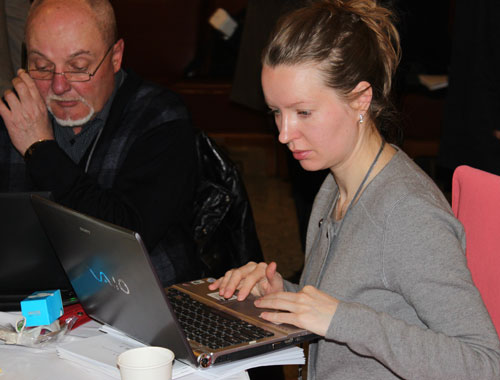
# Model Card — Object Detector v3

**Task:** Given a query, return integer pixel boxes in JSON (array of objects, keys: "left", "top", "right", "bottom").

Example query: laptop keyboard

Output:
[{"left": 167, "top": 288, "right": 274, "bottom": 350}]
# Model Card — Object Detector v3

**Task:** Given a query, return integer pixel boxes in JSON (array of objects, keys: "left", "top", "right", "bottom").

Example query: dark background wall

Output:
[{"left": 110, "top": 0, "right": 457, "bottom": 185}]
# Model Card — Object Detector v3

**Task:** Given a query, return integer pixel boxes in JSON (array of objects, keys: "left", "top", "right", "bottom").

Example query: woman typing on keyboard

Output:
[{"left": 209, "top": 1, "right": 500, "bottom": 379}]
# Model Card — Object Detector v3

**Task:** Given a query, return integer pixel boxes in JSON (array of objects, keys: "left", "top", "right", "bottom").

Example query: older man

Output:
[{"left": 0, "top": 0, "right": 199, "bottom": 286}]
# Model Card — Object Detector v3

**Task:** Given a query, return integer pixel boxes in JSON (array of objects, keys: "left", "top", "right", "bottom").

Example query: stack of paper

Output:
[
  {"left": 56, "top": 333, "right": 195, "bottom": 379},
  {"left": 56, "top": 332, "right": 305, "bottom": 380},
  {"left": 195, "top": 345, "right": 304, "bottom": 379}
]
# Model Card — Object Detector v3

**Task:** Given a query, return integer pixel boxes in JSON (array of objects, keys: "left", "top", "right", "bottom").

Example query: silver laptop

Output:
[
  {"left": 0, "top": 192, "right": 75, "bottom": 311},
  {"left": 31, "top": 195, "right": 317, "bottom": 368}
]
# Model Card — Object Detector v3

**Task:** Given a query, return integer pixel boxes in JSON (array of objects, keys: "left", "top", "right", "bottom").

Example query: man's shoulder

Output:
[
  {"left": 111, "top": 71, "right": 189, "bottom": 122},
  {"left": 119, "top": 72, "right": 185, "bottom": 108},
  {"left": 100, "top": 71, "right": 192, "bottom": 142}
]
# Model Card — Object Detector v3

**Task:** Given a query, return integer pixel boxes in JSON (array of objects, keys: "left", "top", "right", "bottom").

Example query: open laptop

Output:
[
  {"left": 0, "top": 192, "right": 75, "bottom": 311},
  {"left": 31, "top": 194, "right": 317, "bottom": 368}
]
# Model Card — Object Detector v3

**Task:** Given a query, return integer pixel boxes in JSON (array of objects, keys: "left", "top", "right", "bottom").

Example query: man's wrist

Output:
[{"left": 24, "top": 139, "right": 54, "bottom": 162}]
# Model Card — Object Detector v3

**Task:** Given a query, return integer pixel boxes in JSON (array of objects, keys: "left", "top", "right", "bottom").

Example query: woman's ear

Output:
[{"left": 350, "top": 81, "right": 372, "bottom": 113}]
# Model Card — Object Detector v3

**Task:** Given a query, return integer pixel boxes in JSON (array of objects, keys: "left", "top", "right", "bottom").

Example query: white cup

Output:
[{"left": 117, "top": 346, "right": 175, "bottom": 380}]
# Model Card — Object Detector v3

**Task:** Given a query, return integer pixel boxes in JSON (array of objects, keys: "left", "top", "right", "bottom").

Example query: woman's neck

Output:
[{"left": 332, "top": 131, "right": 395, "bottom": 220}]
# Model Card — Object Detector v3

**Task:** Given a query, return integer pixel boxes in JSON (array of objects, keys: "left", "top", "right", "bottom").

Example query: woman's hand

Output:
[
  {"left": 255, "top": 285, "right": 339, "bottom": 337},
  {"left": 208, "top": 261, "right": 284, "bottom": 301}
]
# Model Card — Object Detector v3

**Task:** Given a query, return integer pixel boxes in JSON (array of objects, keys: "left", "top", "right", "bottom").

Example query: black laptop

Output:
[
  {"left": 0, "top": 192, "right": 75, "bottom": 311},
  {"left": 31, "top": 194, "right": 317, "bottom": 368}
]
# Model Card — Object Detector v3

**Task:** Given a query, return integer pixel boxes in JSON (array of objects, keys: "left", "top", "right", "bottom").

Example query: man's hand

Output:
[{"left": 0, "top": 69, "right": 53, "bottom": 155}]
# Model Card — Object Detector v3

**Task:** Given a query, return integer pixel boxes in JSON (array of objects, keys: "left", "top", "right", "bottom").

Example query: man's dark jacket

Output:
[{"left": 0, "top": 70, "right": 199, "bottom": 286}]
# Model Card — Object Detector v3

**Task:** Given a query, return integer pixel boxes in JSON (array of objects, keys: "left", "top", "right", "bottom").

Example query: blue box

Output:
[{"left": 21, "top": 290, "right": 63, "bottom": 327}]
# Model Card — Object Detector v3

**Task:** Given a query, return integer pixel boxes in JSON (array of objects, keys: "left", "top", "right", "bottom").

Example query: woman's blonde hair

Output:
[{"left": 262, "top": 0, "right": 401, "bottom": 141}]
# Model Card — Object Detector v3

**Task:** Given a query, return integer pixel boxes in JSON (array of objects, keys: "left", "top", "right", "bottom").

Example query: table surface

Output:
[{"left": 0, "top": 320, "right": 249, "bottom": 380}]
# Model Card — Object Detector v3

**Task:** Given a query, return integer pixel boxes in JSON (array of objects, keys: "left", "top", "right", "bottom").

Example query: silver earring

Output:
[{"left": 359, "top": 114, "right": 364, "bottom": 124}]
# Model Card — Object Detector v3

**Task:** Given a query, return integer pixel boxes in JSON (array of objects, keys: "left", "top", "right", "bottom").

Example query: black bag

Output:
[{"left": 192, "top": 130, "right": 264, "bottom": 278}]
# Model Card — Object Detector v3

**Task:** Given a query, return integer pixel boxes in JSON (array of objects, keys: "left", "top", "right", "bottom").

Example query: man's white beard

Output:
[{"left": 46, "top": 94, "right": 95, "bottom": 127}]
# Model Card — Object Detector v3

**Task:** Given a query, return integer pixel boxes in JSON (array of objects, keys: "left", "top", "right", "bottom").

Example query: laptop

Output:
[
  {"left": 31, "top": 194, "right": 317, "bottom": 368},
  {"left": 0, "top": 192, "right": 76, "bottom": 311}
]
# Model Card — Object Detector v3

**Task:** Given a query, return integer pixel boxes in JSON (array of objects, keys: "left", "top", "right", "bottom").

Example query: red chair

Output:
[{"left": 452, "top": 165, "right": 500, "bottom": 336}]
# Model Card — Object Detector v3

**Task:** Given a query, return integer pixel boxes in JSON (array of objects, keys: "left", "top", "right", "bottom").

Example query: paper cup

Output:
[{"left": 117, "top": 346, "right": 175, "bottom": 380}]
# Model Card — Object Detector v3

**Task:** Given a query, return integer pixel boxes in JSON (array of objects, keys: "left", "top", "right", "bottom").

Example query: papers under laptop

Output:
[
  {"left": 56, "top": 323, "right": 305, "bottom": 379},
  {"left": 0, "top": 192, "right": 75, "bottom": 311},
  {"left": 31, "top": 195, "right": 317, "bottom": 370}
]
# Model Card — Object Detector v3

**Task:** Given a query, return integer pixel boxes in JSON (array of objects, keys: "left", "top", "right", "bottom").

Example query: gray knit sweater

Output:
[{"left": 285, "top": 148, "right": 500, "bottom": 379}]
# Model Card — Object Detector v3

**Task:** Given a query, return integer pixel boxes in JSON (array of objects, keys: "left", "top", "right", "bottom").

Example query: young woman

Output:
[{"left": 210, "top": 1, "right": 500, "bottom": 379}]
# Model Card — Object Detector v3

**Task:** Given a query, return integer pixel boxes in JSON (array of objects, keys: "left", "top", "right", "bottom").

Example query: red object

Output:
[
  {"left": 60, "top": 303, "right": 91, "bottom": 329},
  {"left": 452, "top": 165, "right": 500, "bottom": 336}
]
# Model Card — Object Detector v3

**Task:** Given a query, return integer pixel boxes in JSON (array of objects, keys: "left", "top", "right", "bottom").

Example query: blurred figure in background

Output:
[
  {"left": 231, "top": 0, "right": 327, "bottom": 253},
  {"left": 0, "top": 0, "right": 30, "bottom": 93}
]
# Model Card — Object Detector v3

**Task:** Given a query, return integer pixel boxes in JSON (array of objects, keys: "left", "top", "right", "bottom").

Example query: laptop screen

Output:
[{"left": 0, "top": 192, "right": 74, "bottom": 310}]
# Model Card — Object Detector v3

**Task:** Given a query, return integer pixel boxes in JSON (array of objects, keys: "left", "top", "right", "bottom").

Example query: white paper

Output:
[
  {"left": 0, "top": 313, "right": 249, "bottom": 380},
  {"left": 56, "top": 332, "right": 304, "bottom": 380},
  {"left": 57, "top": 333, "right": 195, "bottom": 379},
  {"left": 194, "top": 346, "right": 304, "bottom": 380}
]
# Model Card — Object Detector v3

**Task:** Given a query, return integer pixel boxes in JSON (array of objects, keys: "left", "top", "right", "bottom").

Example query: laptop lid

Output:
[
  {"left": 31, "top": 195, "right": 317, "bottom": 368},
  {"left": 0, "top": 192, "right": 74, "bottom": 311},
  {"left": 31, "top": 194, "right": 197, "bottom": 366}
]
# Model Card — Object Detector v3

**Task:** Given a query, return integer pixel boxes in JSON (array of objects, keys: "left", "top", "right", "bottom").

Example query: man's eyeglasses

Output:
[{"left": 27, "top": 44, "right": 114, "bottom": 82}]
